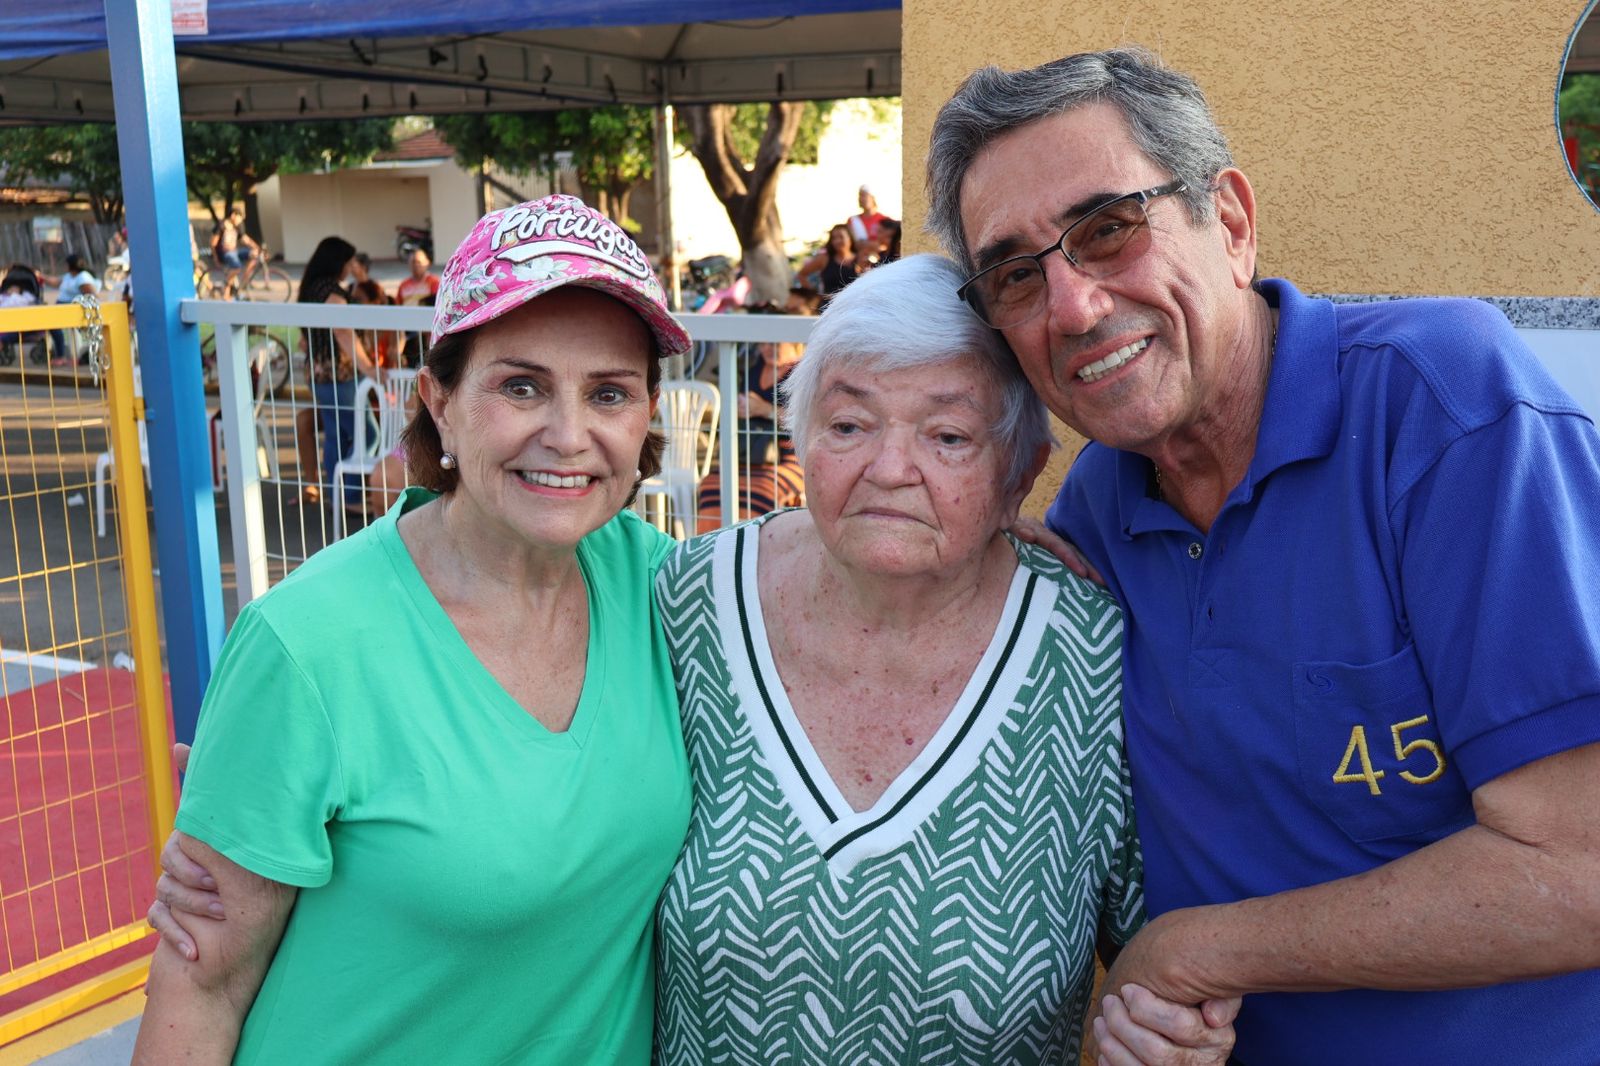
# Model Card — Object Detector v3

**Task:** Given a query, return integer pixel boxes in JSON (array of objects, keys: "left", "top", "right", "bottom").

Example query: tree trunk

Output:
[{"left": 679, "top": 101, "right": 805, "bottom": 306}]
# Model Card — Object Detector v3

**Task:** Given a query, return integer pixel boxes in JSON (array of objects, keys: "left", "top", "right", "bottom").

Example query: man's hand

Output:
[
  {"left": 1089, "top": 983, "right": 1240, "bottom": 1065},
  {"left": 1008, "top": 515, "right": 1105, "bottom": 585}
]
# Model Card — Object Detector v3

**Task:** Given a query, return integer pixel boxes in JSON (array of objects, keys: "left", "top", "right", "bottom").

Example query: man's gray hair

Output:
[
  {"left": 926, "top": 46, "right": 1235, "bottom": 269},
  {"left": 781, "top": 254, "right": 1052, "bottom": 491}
]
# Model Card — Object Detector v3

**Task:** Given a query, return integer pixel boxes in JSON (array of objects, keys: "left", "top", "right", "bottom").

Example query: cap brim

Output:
[{"left": 440, "top": 272, "right": 691, "bottom": 359}]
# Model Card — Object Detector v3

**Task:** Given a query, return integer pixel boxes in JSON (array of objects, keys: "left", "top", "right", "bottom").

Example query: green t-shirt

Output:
[{"left": 176, "top": 488, "right": 689, "bottom": 1065}]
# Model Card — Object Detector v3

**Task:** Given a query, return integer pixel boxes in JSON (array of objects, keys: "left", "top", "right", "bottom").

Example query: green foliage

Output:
[
  {"left": 1560, "top": 73, "right": 1600, "bottom": 200},
  {"left": 715, "top": 101, "right": 834, "bottom": 165},
  {"left": 184, "top": 119, "right": 395, "bottom": 221},
  {"left": 435, "top": 107, "right": 654, "bottom": 195},
  {"left": 0, "top": 124, "right": 125, "bottom": 223}
]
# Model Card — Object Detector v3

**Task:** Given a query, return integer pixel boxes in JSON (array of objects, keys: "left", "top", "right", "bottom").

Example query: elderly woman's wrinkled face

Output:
[
  {"left": 804, "top": 356, "right": 1018, "bottom": 577},
  {"left": 425, "top": 288, "right": 656, "bottom": 552}
]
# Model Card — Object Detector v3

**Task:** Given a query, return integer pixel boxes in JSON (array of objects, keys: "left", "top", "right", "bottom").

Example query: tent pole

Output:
[
  {"left": 105, "top": 0, "right": 225, "bottom": 742},
  {"left": 654, "top": 92, "right": 680, "bottom": 318}
]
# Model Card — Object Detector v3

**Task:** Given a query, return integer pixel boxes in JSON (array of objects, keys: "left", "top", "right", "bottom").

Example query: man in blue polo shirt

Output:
[{"left": 928, "top": 47, "right": 1600, "bottom": 1065}]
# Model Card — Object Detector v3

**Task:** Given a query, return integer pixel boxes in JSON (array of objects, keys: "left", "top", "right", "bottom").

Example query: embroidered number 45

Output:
[{"left": 1333, "top": 715, "right": 1447, "bottom": 795}]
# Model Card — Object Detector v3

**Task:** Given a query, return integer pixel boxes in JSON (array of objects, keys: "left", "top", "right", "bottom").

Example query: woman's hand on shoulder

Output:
[
  {"left": 1008, "top": 515, "right": 1104, "bottom": 586},
  {"left": 1092, "top": 984, "right": 1241, "bottom": 1066}
]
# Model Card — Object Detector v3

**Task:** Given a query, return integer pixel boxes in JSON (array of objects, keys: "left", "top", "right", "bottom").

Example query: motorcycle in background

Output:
[{"left": 395, "top": 222, "right": 433, "bottom": 260}]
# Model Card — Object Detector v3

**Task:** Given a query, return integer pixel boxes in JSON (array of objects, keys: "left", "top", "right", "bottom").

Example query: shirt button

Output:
[
  {"left": 1187, "top": 542, "right": 1203, "bottom": 560},
  {"left": 1206, "top": 603, "right": 1215, "bottom": 621}
]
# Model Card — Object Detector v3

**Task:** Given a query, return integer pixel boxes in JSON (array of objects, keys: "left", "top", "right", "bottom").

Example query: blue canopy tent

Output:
[
  {"left": 0, "top": 0, "right": 899, "bottom": 738},
  {"left": 1, "top": 2, "right": 900, "bottom": 121}
]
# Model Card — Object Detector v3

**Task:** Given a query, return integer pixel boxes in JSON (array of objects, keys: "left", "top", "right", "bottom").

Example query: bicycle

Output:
[
  {"left": 199, "top": 326, "right": 295, "bottom": 396},
  {"left": 195, "top": 244, "right": 294, "bottom": 302}
]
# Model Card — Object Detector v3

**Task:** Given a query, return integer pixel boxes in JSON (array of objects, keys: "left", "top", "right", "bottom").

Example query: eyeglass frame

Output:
[{"left": 956, "top": 179, "right": 1189, "bottom": 328}]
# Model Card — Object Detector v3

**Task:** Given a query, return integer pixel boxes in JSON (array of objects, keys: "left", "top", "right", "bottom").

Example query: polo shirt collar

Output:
[{"left": 1112, "top": 278, "right": 1342, "bottom": 538}]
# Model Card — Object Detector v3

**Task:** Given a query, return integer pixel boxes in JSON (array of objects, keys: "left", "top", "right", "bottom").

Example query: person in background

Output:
[
  {"left": 49, "top": 254, "right": 99, "bottom": 363},
  {"left": 396, "top": 247, "right": 439, "bottom": 306},
  {"left": 927, "top": 46, "right": 1600, "bottom": 1064},
  {"left": 1, "top": 264, "right": 45, "bottom": 363},
  {"left": 394, "top": 248, "right": 441, "bottom": 368},
  {"left": 797, "top": 225, "right": 861, "bottom": 297},
  {"left": 349, "top": 278, "right": 401, "bottom": 369},
  {"left": 295, "top": 237, "right": 377, "bottom": 509},
  {"left": 349, "top": 251, "right": 379, "bottom": 294},
  {"left": 211, "top": 207, "right": 260, "bottom": 297},
  {"left": 695, "top": 336, "right": 807, "bottom": 531},
  {"left": 785, "top": 286, "right": 823, "bottom": 316},
  {"left": 847, "top": 183, "right": 889, "bottom": 246},
  {"left": 874, "top": 218, "right": 903, "bottom": 265}
]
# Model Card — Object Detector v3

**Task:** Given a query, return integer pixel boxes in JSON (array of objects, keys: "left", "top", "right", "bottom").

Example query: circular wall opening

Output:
[{"left": 1559, "top": 0, "right": 1600, "bottom": 210}]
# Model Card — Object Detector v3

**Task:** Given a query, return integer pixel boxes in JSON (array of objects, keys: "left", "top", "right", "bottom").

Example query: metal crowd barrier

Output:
[{"left": 0, "top": 300, "right": 174, "bottom": 1044}]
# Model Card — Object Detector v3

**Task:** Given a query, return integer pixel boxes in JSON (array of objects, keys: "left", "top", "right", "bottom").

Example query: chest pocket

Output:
[{"left": 1292, "top": 643, "right": 1472, "bottom": 844}]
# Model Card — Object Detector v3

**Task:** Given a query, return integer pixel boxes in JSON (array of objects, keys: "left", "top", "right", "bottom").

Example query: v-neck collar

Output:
[
  {"left": 714, "top": 514, "right": 1056, "bottom": 878},
  {"left": 376, "top": 487, "right": 603, "bottom": 749}
]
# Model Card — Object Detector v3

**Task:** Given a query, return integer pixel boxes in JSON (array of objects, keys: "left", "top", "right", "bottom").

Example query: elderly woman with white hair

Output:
[{"left": 653, "top": 254, "right": 1237, "bottom": 1066}]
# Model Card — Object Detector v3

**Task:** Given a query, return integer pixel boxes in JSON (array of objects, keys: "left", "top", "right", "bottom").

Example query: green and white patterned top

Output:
[{"left": 654, "top": 512, "right": 1144, "bottom": 1066}]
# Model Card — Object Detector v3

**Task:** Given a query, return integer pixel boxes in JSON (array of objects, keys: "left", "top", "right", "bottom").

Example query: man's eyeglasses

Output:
[{"left": 957, "top": 180, "right": 1187, "bottom": 329}]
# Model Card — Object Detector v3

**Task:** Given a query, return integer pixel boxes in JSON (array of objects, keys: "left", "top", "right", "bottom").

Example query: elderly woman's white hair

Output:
[{"left": 781, "top": 254, "right": 1053, "bottom": 489}]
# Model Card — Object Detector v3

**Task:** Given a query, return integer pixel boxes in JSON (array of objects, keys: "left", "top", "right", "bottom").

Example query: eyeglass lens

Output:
[{"left": 971, "top": 195, "right": 1154, "bottom": 327}]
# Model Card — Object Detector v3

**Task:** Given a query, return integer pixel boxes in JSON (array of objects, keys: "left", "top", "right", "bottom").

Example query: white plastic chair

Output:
[
  {"left": 331, "top": 369, "right": 419, "bottom": 539},
  {"left": 95, "top": 366, "right": 149, "bottom": 538},
  {"left": 635, "top": 380, "right": 719, "bottom": 539}
]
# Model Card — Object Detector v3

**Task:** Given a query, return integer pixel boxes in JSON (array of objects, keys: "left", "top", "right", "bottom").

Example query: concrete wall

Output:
[
  {"left": 273, "top": 169, "right": 433, "bottom": 262},
  {"left": 253, "top": 175, "right": 284, "bottom": 253},
  {"left": 901, "top": 0, "right": 1600, "bottom": 296},
  {"left": 427, "top": 163, "right": 484, "bottom": 268}
]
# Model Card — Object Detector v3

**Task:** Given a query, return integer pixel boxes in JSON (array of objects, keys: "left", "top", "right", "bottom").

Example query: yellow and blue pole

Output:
[{"left": 105, "top": 0, "right": 224, "bottom": 741}]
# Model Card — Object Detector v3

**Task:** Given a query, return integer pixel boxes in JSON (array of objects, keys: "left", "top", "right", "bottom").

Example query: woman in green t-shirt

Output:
[{"left": 134, "top": 196, "right": 695, "bottom": 1066}]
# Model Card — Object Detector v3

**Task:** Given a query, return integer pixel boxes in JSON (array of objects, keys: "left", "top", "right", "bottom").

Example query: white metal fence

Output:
[
  {"left": 178, "top": 298, "right": 815, "bottom": 612},
  {"left": 178, "top": 299, "right": 1600, "bottom": 615}
]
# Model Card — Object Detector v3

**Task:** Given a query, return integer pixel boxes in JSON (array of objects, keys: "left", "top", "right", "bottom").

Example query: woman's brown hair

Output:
[{"left": 401, "top": 313, "right": 665, "bottom": 507}]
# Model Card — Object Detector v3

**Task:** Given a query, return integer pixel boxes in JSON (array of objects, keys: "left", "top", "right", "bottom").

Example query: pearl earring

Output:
[{"left": 440, "top": 452, "right": 457, "bottom": 470}]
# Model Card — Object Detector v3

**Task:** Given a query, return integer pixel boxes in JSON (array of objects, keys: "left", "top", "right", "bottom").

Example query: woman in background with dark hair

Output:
[
  {"left": 797, "top": 224, "right": 861, "bottom": 296},
  {"left": 874, "top": 218, "right": 902, "bottom": 264},
  {"left": 295, "top": 236, "right": 377, "bottom": 506}
]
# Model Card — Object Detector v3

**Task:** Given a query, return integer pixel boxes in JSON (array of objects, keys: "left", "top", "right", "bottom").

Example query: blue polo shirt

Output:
[{"left": 1050, "top": 279, "right": 1600, "bottom": 1065}]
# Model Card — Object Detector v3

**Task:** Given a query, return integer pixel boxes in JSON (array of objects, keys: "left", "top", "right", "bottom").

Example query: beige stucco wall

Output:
[
  {"left": 902, "top": 1, "right": 1600, "bottom": 296},
  {"left": 902, "top": 0, "right": 1600, "bottom": 516},
  {"left": 274, "top": 169, "right": 433, "bottom": 262}
]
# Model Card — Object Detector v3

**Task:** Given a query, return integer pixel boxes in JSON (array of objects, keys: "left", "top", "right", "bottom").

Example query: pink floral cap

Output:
[{"left": 433, "top": 194, "right": 690, "bottom": 358}]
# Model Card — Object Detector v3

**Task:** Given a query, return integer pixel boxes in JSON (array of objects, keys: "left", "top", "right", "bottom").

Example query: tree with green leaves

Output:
[
  {"left": 0, "top": 123, "right": 125, "bottom": 224},
  {"left": 437, "top": 101, "right": 838, "bottom": 303},
  {"left": 183, "top": 119, "right": 396, "bottom": 242},
  {"left": 434, "top": 107, "right": 656, "bottom": 226}
]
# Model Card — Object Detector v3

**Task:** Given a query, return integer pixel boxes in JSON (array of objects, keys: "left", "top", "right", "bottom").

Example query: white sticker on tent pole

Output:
[{"left": 172, "top": 0, "right": 208, "bottom": 36}]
